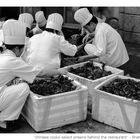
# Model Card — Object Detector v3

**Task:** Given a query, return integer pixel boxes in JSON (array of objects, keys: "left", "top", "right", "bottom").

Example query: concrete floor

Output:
[{"left": 8, "top": 111, "right": 126, "bottom": 133}]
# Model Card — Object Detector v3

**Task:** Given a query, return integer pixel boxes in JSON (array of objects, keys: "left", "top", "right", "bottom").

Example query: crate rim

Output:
[
  {"left": 65, "top": 61, "right": 124, "bottom": 82},
  {"left": 30, "top": 80, "right": 88, "bottom": 100},
  {"left": 94, "top": 75, "right": 140, "bottom": 104}
]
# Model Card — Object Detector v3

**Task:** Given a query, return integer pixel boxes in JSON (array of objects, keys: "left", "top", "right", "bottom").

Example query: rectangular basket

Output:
[
  {"left": 22, "top": 79, "right": 88, "bottom": 132},
  {"left": 93, "top": 75, "right": 140, "bottom": 132}
]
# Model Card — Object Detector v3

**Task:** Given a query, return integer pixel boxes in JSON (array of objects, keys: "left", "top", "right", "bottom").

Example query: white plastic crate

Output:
[
  {"left": 22, "top": 80, "right": 88, "bottom": 132},
  {"left": 93, "top": 75, "right": 140, "bottom": 132},
  {"left": 64, "top": 61, "right": 124, "bottom": 109}
]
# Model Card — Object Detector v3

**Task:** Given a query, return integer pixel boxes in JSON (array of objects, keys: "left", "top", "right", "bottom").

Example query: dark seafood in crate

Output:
[
  {"left": 61, "top": 56, "right": 79, "bottom": 67},
  {"left": 68, "top": 34, "right": 84, "bottom": 46},
  {"left": 93, "top": 75, "right": 140, "bottom": 132},
  {"left": 29, "top": 75, "right": 77, "bottom": 96},
  {"left": 64, "top": 61, "right": 123, "bottom": 110},
  {"left": 68, "top": 61, "right": 112, "bottom": 80},
  {"left": 22, "top": 75, "right": 88, "bottom": 132},
  {"left": 100, "top": 78, "right": 140, "bottom": 101}
]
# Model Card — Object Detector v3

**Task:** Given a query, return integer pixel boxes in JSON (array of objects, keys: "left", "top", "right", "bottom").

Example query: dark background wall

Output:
[
  {"left": 0, "top": 7, "right": 20, "bottom": 20},
  {"left": 0, "top": 7, "right": 139, "bottom": 52}
]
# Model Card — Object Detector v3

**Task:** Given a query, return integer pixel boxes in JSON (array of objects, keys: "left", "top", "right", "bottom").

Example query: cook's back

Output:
[
  {"left": 96, "top": 23, "right": 129, "bottom": 67},
  {"left": 27, "top": 31, "right": 61, "bottom": 70}
]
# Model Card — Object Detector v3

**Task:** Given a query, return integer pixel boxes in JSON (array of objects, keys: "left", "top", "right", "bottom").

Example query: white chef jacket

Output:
[
  {"left": 0, "top": 49, "right": 41, "bottom": 86},
  {"left": 25, "top": 31, "right": 77, "bottom": 73},
  {"left": 84, "top": 23, "right": 129, "bottom": 67}
]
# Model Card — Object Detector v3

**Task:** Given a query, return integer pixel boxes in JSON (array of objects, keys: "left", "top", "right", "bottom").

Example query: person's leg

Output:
[
  {"left": 118, "top": 55, "right": 140, "bottom": 78},
  {"left": 0, "top": 83, "right": 29, "bottom": 126},
  {"left": 117, "top": 60, "right": 131, "bottom": 75},
  {"left": 128, "top": 55, "right": 140, "bottom": 78}
]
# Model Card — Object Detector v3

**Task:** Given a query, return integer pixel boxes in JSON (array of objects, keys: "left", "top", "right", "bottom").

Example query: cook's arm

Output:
[
  {"left": 77, "top": 39, "right": 93, "bottom": 53},
  {"left": 84, "top": 31, "right": 106, "bottom": 57},
  {"left": 77, "top": 54, "right": 98, "bottom": 63},
  {"left": 59, "top": 36, "right": 77, "bottom": 56}
]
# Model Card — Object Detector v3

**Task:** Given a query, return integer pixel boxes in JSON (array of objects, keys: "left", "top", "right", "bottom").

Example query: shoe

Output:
[
  {"left": 6, "top": 120, "right": 21, "bottom": 132},
  {"left": 65, "top": 131, "right": 76, "bottom": 133},
  {"left": 0, "top": 121, "right": 7, "bottom": 133},
  {"left": 0, "top": 119, "right": 21, "bottom": 133},
  {"left": 0, "top": 126, "right": 8, "bottom": 133}
]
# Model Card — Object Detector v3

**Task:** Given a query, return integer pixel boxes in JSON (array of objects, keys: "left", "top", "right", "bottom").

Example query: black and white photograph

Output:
[{"left": 0, "top": 1, "right": 140, "bottom": 138}]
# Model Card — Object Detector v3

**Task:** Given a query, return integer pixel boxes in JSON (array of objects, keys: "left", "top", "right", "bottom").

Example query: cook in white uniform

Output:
[
  {"left": 0, "top": 19, "right": 66, "bottom": 132},
  {"left": 18, "top": 13, "right": 34, "bottom": 60},
  {"left": 18, "top": 13, "right": 34, "bottom": 31},
  {"left": 78, "top": 7, "right": 105, "bottom": 44},
  {"left": 32, "top": 11, "right": 47, "bottom": 35},
  {"left": 23, "top": 13, "right": 77, "bottom": 75},
  {"left": 74, "top": 8, "right": 129, "bottom": 68},
  {"left": 18, "top": 13, "right": 34, "bottom": 39}
]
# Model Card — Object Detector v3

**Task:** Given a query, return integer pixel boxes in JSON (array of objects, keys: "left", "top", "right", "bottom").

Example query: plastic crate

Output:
[
  {"left": 64, "top": 61, "right": 124, "bottom": 109},
  {"left": 22, "top": 79, "right": 88, "bottom": 132},
  {"left": 93, "top": 75, "right": 140, "bottom": 132}
]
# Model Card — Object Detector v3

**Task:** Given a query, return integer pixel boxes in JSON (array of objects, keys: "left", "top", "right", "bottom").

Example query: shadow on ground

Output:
[{"left": 7, "top": 110, "right": 125, "bottom": 133}]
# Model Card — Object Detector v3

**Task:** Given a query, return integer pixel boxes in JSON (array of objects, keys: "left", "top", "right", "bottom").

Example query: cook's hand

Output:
[
  {"left": 6, "top": 78, "right": 24, "bottom": 86},
  {"left": 58, "top": 68, "right": 68, "bottom": 75},
  {"left": 89, "top": 32, "right": 95, "bottom": 38},
  {"left": 71, "top": 34, "right": 79, "bottom": 40},
  {"left": 13, "top": 78, "right": 24, "bottom": 84},
  {"left": 82, "top": 32, "right": 95, "bottom": 44},
  {"left": 82, "top": 34, "right": 90, "bottom": 44}
]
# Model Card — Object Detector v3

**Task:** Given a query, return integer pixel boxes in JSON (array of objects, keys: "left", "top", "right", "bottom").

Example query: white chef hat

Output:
[
  {"left": 74, "top": 8, "right": 93, "bottom": 26},
  {"left": 46, "top": 13, "right": 63, "bottom": 32},
  {"left": 2, "top": 19, "right": 26, "bottom": 45},
  {"left": 35, "top": 11, "right": 47, "bottom": 27},
  {"left": 18, "top": 13, "right": 34, "bottom": 29}
]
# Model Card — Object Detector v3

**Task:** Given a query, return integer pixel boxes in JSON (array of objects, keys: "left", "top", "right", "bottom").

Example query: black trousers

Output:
[{"left": 118, "top": 55, "right": 140, "bottom": 79}]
